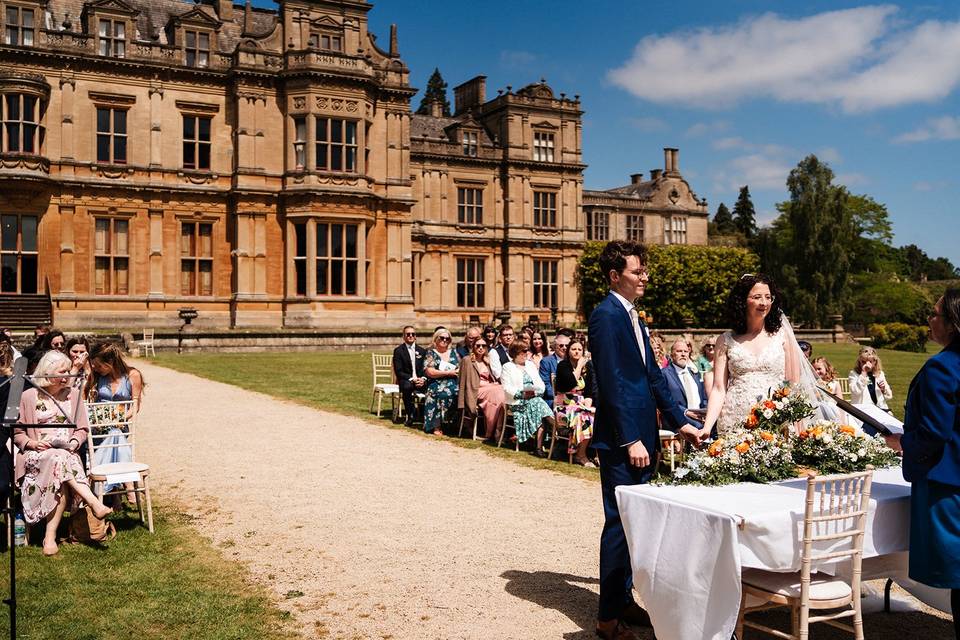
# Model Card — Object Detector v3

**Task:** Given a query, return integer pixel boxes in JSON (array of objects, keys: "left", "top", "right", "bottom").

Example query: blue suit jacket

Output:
[
  {"left": 901, "top": 339, "right": 960, "bottom": 486},
  {"left": 539, "top": 353, "right": 560, "bottom": 407},
  {"left": 588, "top": 292, "right": 690, "bottom": 453},
  {"left": 661, "top": 363, "right": 708, "bottom": 415}
]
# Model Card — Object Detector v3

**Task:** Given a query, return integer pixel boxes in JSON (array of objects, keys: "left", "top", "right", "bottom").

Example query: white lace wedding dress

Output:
[{"left": 717, "top": 329, "right": 786, "bottom": 433}]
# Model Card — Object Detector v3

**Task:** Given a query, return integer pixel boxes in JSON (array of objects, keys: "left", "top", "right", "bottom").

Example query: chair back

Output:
[
  {"left": 85, "top": 400, "right": 138, "bottom": 471},
  {"left": 143, "top": 328, "right": 155, "bottom": 341},
  {"left": 800, "top": 467, "right": 874, "bottom": 600},
  {"left": 372, "top": 353, "right": 394, "bottom": 388},
  {"left": 837, "top": 377, "right": 850, "bottom": 397}
]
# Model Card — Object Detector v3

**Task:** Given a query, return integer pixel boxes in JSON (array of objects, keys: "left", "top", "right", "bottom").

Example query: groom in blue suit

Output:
[{"left": 589, "top": 240, "right": 701, "bottom": 640}]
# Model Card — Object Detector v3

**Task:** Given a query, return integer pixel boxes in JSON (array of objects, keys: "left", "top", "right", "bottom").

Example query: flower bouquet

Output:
[
  {"left": 737, "top": 382, "right": 815, "bottom": 435},
  {"left": 671, "top": 427, "right": 797, "bottom": 486},
  {"left": 790, "top": 421, "right": 900, "bottom": 474}
]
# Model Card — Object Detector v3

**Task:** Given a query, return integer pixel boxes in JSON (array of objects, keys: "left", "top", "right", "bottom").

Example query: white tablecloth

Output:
[{"left": 615, "top": 467, "right": 918, "bottom": 640}]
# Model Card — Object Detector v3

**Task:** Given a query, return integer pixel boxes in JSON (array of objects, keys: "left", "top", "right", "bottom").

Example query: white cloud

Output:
[
  {"left": 607, "top": 6, "right": 960, "bottom": 113},
  {"left": 914, "top": 179, "right": 951, "bottom": 192},
  {"left": 685, "top": 120, "right": 730, "bottom": 137},
  {"left": 712, "top": 153, "right": 792, "bottom": 192},
  {"left": 499, "top": 50, "right": 538, "bottom": 69},
  {"left": 712, "top": 137, "right": 792, "bottom": 156},
  {"left": 894, "top": 116, "right": 960, "bottom": 143},
  {"left": 817, "top": 147, "right": 842, "bottom": 164},
  {"left": 626, "top": 116, "right": 669, "bottom": 132},
  {"left": 836, "top": 172, "right": 869, "bottom": 187}
]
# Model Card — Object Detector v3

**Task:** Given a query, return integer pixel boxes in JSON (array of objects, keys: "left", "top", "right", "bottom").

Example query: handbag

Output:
[{"left": 68, "top": 505, "right": 116, "bottom": 544}]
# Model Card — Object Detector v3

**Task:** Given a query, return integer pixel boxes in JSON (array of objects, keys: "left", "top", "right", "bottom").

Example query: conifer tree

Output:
[
  {"left": 416, "top": 68, "right": 451, "bottom": 116},
  {"left": 732, "top": 186, "right": 757, "bottom": 238},
  {"left": 713, "top": 202, "right": 736, "bottom": 234}
]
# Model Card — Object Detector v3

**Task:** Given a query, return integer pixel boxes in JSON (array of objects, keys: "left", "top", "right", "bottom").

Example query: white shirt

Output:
[
  {"left": 611, "top": 290, "right": 646, "bottom": 365},
  {"left": 673, "top": 362, "right": 701, "bottom": 409},
  {"left": 406, "top": 343, "right": 418, "bottom": 379},
  {"left": 489, "top": 346, "right": 505, "bottom": 381}
]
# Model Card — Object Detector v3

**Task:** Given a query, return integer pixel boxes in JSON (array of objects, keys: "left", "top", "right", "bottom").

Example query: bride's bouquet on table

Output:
[{"left": 668, "top": 382, "right": 899, "bottom": 486}]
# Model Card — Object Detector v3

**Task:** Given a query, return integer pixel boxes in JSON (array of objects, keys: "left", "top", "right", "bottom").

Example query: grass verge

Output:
[{"left": 2, "top": 508, "right": 299, "bottom": 640}]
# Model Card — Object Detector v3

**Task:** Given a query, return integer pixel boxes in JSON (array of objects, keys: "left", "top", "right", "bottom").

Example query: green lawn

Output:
[{"left": 3, "top": 509, "right": 297, "bottom": 640}]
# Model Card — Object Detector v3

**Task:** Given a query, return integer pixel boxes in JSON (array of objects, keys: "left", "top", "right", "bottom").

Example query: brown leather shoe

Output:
[
  {"left": 596, "top": 619, "right": 640, "bottom": 640},
  {"left": 621, "top": 602, "right": 653, "bottom": 627}
]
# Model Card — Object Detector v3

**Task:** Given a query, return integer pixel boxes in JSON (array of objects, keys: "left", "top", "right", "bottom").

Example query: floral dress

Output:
[
  {"left": 510, "top": 371, "right": 553, "bottom": 443},
  {"left": 19, "top": 395, "right": 90, "bottom": 525},
  {"left": 423, "top": 348, "right": 460, "bottom": 432},
  {"left": 558, "top": 376, "right": 595, "bottom": 453}
]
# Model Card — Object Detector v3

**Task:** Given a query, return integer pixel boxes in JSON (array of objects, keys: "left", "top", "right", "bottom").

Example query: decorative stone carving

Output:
[
  {"left": 292, "top": 96, "right": 306, "bottom": 110},
  {"left": 345, "top": 100, "right": 358, "bottom": 113}
]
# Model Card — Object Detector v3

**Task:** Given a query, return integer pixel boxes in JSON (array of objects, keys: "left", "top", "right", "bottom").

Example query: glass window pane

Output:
[
  {"left": 21, "top": 124, "right": 34, "bottom": 153},
  {"left": 115, "top": 40, "right": 125, "bottom": 58},
  {"left": 181, "top": 224, "right": 194, "bottom": 256},
  {"left": 199, "top": 117, "right": 210, "bottom": 140},
  {"left": 97, "top": 108, "right": 110, "bottom": 133},
  {"left": 183, "top": 142, "right": 195, "bottom": 168},
  {"left": 23, "top": 96, "right": 35, "bottom": 121},
  {"left": 331, "top": 261, "right": 343, "bottom": 295},
  {"left": 181, "top": 259, "right": 195, "bottom": 295},
  {"left": 114, "top": 136, "right": 126, "bottom": 163},
  {"left": 295, "top": 259, "right": 306, "bottom": 296},
  {"left": 345, "top": 262, "right": 357, "bottom": 295},
  {"left": 94, "top": 257, "right": 109, "bottom": 294},
  {"left": 345, "top": 147, "right": 356, "bottom": 171},
  {"left": 2, "top": 255, "right": 17, "bottom": 292},
  {"left": 331, "top": 224, "right": 343, "bottom": 257},
  {"left": 331, "top": 120, "right": 342, "bottom": 143},
  {"left": 5, "top": 8, "right": 16, "bottom": 24},
  {"left": 345, "top": 121, "right": 356, "bottom": 144},
  {"left": 199, "top": 224, "right": 213, "bottom": 256},
  {"left": 198, "top": 51, "right": 208, "bottom": 67},
  {"left": 186, "top": 31, "right": 196, "bottom": 48},
  {"left": 1, "top": 216, "right": 16, "bottom": 251},
  {"left": 316, "top": 118, "right": 327, "bottom": 141},
  {"left": 183, "top": 116, "right": 195, "bottom": 140},
  {"left": 315, "top": 260, "right": 327, "bottom": 295},
  {"left": 115, "top": 258, "right": 128, "bottom": 294},
  {"left": 294, "top": 222, "right": 306, "bottom": 257},
  {"left": 115, "top": 220, "right": 128, "bottom": 254},
  {"left": 199, "top": 33, "right": 209, "bottom": 49},
  {"left": 199, "top": 261, "right": 213, "bottom": 296},
  {"left": 457, "top": 259, "right": 464, "bottom": 281},
  {"left": 316, "top": 143, "right": 328, "bottom": 169},
  {"left": 20, "top": 254, "right": 37, "bottom": 293},
  {"left": 6, "top": 95, "right": 19, "bottom": 119},
  {"left": 331, "top": 147, "right": 342, "bottom": 171},
  {"left": 99, "top": 20, "right": 109, "bottom": 38},
  {"left": 95, "top": 219, "right": 109, "bottom": 253},
  {"left": 316, "top": 223, "right": 328, "bottom": 257},
  {"left": 5, "top": 124, "right": 19, "bottom": 152},
  {"left": 115, "top": 22, "right": 124, "bottom": 38},
  {"left": 99, "top": 38, "right": 109, "bottom": 56},
  {"left": 114, "top": 109, "right": 126, "bottom": 132},
  {"left": 21, "top": 216, "right": 37, "bottom": 252},
  {"left": 5, "top": 27, "right": 16, "bottom": 46},
  {"left": 198, "top": 144, "right": 210, "bottom": 169}
]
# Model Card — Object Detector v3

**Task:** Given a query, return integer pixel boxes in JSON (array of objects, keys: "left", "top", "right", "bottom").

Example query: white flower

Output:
[
  {"left": 822, "top": 434, "right": 833, "bottom": 444},
  {"left": 857, "top": 449, "right": 867, "bottom": 457},
  {"left": 762, "top": 409, "right": 774, "bottom": 419},
  {"left": 674, "top": 468, "right": 689, "bottom": 479},
  {"left": 774, "top": 401, "right": 783, "bottom": 410},
  {"left": 850, "top": 454, "right": 858, "bottom": 462}
]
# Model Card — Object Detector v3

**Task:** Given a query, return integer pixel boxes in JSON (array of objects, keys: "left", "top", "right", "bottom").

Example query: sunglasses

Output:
[
  {"left": 438, "top": 336, "right": 452, "bottom": 342},
  {"left": 474, "top": 343, "right": 488, "bottom": 349},
  {"left": 404, "top": 332, "right": 417, "bottom": 337}
]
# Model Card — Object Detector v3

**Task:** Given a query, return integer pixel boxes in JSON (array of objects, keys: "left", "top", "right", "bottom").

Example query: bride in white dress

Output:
[{"left": 700, "top": 274, "right": 803, "bottom": 438}]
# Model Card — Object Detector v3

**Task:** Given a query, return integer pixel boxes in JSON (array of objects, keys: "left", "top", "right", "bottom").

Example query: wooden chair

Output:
[
  {"left": 658, "top": 429, "right": 682, "bottom": 472},
  {"left": 370, "top": 353, "right": 399, "bottom": 417},
  {"left": 736, "top": 467, "right": 874, "bottom": 640},
  {"left": 458, "top": 410, "right": 485, "bottom": 440},
  {"left": 85, "top": 400, "right": 154, "bottom": 533},
  {"left": 393, "top": 391, "right": 426, "bottom": 423},
  {"left": 496, "top": 405, "right": 518, "bottom": 451},
  {"left": 548, "top": 391, "right": 573, "bottom": 463},
  {"left": 138, "top": 328, "right": 156, "bottom": 357},
  {"left": 837, "top": 377, "right": 850, "bottom": 399}
]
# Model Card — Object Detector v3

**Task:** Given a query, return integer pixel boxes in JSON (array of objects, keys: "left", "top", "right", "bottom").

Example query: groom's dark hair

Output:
[{"left": 599, "top": 240, "right": 647, "bottom": 284}]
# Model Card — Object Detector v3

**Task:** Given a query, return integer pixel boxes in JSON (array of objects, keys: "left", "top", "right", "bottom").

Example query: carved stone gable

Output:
[
  {"left": 82, "top": 0, "right": 139, "bottom": 17},
  {"left": 172, "top": 7, "right": 222, "bottom": 30}
]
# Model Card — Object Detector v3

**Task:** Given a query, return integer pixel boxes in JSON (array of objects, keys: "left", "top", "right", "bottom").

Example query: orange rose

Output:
[
  {"left": 759, "top": 431, "right": 775, "bottom": 442},
  {"left": 708, "top": 440, "right": 725, "bottom": 457},
  {"left": 798, "top": 430, "right": 809, "bottom": 439},
  {"left": 746, "top": 414, "right": 759, "bottom": 428},
  {"left": 764, "top": 400, "right": 776, "bottom": 410},
  {"left": 735, "top": 441, "right": 750, "bottom": 454},
  {"left": 839, "top": 425, "right": 856, "bottom": 435}
]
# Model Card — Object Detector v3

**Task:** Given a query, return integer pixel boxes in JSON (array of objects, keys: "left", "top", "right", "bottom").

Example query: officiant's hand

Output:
[
  {"left": 626, "top": 440, "right": 650, "bottom": 468},
  {"left": 883, "top": 433, "right": 902, "bottom": 453}
]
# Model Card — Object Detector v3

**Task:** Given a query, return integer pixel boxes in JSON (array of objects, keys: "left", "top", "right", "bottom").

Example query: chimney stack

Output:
[
  {"left": 216, "top": 0, "right": 233, "bottom": 20},
  {"left": 389, "top": 24, "right": 399, "bottom": 57},
  {"left": 664, "top": 147, "right": 679, "bottom": 174},
  {"left": 650, "top": 169, "right": 662, "bottom": 181},
  {"left": 242, "top": 0, "right": 253, "bottom": 35},
  {"left": 630, "top": 173, "right": 644, "bottom": 185},
  {"left": 453, "top": 76, "right": 487, "bottom": 115},
  {"left": 428, "top": 98, "right": 442, "bottom": 118}
]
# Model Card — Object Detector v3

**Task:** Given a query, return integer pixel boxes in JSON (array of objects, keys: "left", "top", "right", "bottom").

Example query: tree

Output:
[
  {"left": 732, "top": 186, "right": 757, "bottom": 238},
  {"left": 759, "top": 155, "right": 857, "bottom": 326},
  {"left": 416, "top": 68, "right": 451, "bottom": 116},
  {"left": 713, "top": 202, "right": 736, "bottom": 234},
  {"left": 847, "top": 194, "right": 894, "bottom": 273}
]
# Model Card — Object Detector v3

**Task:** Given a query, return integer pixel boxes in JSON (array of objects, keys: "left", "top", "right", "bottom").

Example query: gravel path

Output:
[
  {"left": 134, "top": 361, "right": 952, "bottom": 640},
  {"left": 135, "top": 362, "right": 607, "bottom": 640}
]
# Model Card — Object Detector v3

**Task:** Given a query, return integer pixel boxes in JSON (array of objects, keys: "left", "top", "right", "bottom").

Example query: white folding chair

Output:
[
  {"left": 370, "top": 354, "right": 400, "bottom": 417},
  {"left": 138, "top": 329, "right": 156, "bottom": 357},
  {"left": 736, "top": 467, "right": 874, "bottom": 640},
  {"left": 86, "top": 400, "right": 154, "bottom": 533},
  {"left": 837, "top": 377, "right": 850, "bottom": 399}
]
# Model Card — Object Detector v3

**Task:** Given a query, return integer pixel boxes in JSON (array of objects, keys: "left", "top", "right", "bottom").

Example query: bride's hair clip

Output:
[{"left": 740, "top": 273, "right": 755, "bottom": 280}]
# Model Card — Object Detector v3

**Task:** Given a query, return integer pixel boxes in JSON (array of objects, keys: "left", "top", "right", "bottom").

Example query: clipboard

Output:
[{"left": 820, "top": 388, "right": 898, "bottom": 435}]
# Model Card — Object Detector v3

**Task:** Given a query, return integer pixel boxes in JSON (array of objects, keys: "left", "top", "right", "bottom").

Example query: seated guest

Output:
[
  {"left": 482, "top": 325, "right": 498, "bottom": 350},
  {"left": 539, "top": 331, "right": 571, "bottom": 408},
  {"left": 457, "top": 337, "right": 505, "bottom": 440},
  {"left": 392, "top": 326, "right": 426, "bottom": 426},
  {"left": 798, "top": 340, "right": 813, "bottom": 360},
  {"left": 694, "top": 335, "right": 717, "bottom": 398},
  {"left": 488, "top": 324, "right": 516, "bottom": 381},
  {"left": 529, "top": 331, "right": 549, "bottom": 369},
  {"left": 87, "top": 341, "right": 145, "bottom": 504},
  {"left": 813, "top": 357, "right": 843, "bottom": 397},
  {"left": 650, "top": 331, "right": 669, "bottom": 369},
  {"left": 456, "top": 325, "right": 482, "bottom": 359},
  {"left": 14, "top": 351, "right": 112, "bottom": 556},
  {"left": 555, "top": 338, "right": 596, "bottom": 467},
  {"left": 65, "top": 336, "right": 93, "bottom": 392},
  {"left": 662, "top": 339, "right": 708, "bottom": 429},
  {"left": 423, "top": 328, "right": 460, "bottom": 435},
  {"left": 38, "top": 329, "right": 65, "bottom": 353},
  {"left": 501, "top": 339, "right": 554, "bottom": 456},
  {"left": 848, "top": 347, "right": 893, "bottom": 412}
]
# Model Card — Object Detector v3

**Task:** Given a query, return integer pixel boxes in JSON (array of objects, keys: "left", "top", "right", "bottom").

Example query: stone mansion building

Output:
[{"left": 0, "top": 0, "right": 706, "bottom": 330}]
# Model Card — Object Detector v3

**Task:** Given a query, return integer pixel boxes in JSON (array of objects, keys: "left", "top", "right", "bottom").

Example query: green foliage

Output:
[
  {"left": 868, "top": 322, "right": 929, "bottom": 353},
  {"left": 713, "top": 202, "right": 736, "bottom": 234},
  {"left": 895, "top": 244, "right": 960, "bottom": 281},
  {"left": 848, "top": 194, "right": 894, "bottom": 273},
  {"left": 732, "top": 186, "right": 757, "bottom": 238},
  {"left": 416, "top": 67, "right": 451, "bottom": 116},
  {"left": 848, "top": 273, "right": 934, "bottom": 325},
  {"left": 576, "top": 242, "right": 759, "bottom": 327},
  {"left": 757, "top": 155, "right": 856, "bottom": 326}
]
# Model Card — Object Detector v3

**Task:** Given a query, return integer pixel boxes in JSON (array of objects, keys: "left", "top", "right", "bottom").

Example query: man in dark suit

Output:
[
  {"left": 392, "top": 326, "right": 426, "bottom": 426},
  {"left": 488, "top": 324, "right": 515, "bottom": 381},
  {"left": 539, "top": 331, "right": 571, "bottom": 408},
  {"left": 589, "top": 240, "right": 701, "bottom": 640},
  {"left": 661, "top": 338, "right": 708, "bottom": 430}
]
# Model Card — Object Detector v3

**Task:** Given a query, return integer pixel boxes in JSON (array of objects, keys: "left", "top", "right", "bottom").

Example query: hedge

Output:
[{"left": 868, "top": 322, "right": 928, "bottom": 352}]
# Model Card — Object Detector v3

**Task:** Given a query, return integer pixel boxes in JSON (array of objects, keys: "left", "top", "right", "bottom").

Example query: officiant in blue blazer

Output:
[
  {"left": 588, "top": 240, "right": 700, "bottom": 640},
  {"left": 885, "top": 289, "right": 960, "bottom": 640},
  {"left": 661, "top": 338, "right": 708, "bottom": 429}
]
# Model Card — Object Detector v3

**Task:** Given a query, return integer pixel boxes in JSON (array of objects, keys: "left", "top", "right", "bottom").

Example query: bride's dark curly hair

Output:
[{"left": 726, "top": 273, "right": 784, "bottom": 335}]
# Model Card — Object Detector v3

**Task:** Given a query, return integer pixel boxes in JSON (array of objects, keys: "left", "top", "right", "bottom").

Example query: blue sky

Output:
[{"left": 257, "top": 1, "right": 960, "bottom": 266}]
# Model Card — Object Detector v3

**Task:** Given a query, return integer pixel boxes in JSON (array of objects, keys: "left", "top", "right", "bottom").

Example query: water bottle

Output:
[{"left": 13, "top": 513, "right": 26, "bottom": 547}]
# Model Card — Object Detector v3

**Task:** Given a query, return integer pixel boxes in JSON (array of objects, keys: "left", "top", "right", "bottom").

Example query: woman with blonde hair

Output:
[
  {"left": 423, "top": 327, "right": 460, "bottom": 435},
  {"left": 15, "top": 351, "right": 111, "bottom": 555},
  {"left": 848, "top": 347, "right": 893, "bottom": 411}
]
